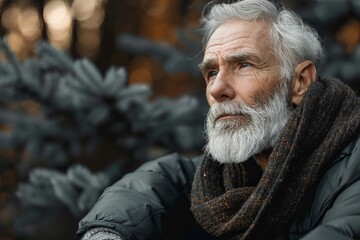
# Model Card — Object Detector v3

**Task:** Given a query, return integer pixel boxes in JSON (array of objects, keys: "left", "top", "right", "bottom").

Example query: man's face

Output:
[
  {"left": 202, "top": 19, "right": 282, "bottom": 110},
  {"left": 201, "top": 19, "right": 293, "bottom": 163}
]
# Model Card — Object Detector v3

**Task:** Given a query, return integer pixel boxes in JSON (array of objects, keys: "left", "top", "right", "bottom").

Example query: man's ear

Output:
[{"left": 291, "top": 60, "right": 317, "bottom": 105}]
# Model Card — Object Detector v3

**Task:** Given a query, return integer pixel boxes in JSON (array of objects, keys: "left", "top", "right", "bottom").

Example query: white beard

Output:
[{"left": 204, "top": 81, "right": 292, "bottom": 164}]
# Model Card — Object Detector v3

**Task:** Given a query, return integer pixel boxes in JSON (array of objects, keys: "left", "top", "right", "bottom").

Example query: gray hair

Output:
[{"left": 201, "top": 0, "right": 323, "bottom": 78}]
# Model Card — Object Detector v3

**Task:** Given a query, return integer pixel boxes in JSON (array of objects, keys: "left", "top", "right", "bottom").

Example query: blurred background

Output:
[{"left": 0, "top": 0, "right": 359, "bottom": 239}]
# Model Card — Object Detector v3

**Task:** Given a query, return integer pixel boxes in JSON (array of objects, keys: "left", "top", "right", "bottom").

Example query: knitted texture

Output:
[
  {"left": 191, "top": 78, "right": 360, "bottom": 239},
  {"left": 81, "top": 227, "right": 124, "bottom": 240}
]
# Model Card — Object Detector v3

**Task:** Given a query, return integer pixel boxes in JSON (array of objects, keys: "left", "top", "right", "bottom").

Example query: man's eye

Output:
[
  {"left": 206, "top": 70, "right": 218, "bottom": 79},
  {"left": 239, "top": 62, "right": 250, "bottom": 68}
]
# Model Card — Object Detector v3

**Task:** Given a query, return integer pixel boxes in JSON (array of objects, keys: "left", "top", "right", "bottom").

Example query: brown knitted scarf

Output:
[{"left": 190, "top": 78, "right": 360, "bottom": 239}]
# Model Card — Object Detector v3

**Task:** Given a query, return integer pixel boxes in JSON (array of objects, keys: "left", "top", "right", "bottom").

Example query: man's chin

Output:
[{"left": 205, "top": 142, "right": 257, "bottom": 164}]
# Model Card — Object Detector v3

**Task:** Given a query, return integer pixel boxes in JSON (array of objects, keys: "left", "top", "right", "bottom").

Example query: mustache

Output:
[{"left": 207, "top": 101, "right": 258, "bottom": 123}]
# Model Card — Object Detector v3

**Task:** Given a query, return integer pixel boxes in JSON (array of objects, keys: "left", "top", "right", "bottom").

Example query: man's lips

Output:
[{"left": 216, "top": 114, "right": 244, "bottom": 121}]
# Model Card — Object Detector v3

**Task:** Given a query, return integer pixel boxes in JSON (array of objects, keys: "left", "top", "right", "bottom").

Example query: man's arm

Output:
[{"left": 76, "top": 153, "right": 202, "bottom": 240}]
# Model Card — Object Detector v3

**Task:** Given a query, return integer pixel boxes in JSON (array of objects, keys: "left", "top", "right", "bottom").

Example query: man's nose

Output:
[{"left": 208, "top": 72, "right": 236, "bottom": 102}]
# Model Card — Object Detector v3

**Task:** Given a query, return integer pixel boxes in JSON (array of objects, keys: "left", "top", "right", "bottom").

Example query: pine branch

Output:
[
  {"left": 1, "top": 40, "right": 206, "bottom": 229},
  {"left": 16, "top": 162, "right": 123, "bottom": 217}
]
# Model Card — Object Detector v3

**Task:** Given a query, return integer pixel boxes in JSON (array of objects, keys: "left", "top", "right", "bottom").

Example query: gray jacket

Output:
[{"left": 76, "top": 136, "right": 360, "bottom": 240}]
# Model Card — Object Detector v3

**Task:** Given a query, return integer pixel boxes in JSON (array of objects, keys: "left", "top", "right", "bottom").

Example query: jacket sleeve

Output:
[
  {"left": 300, "top": 178, "right": 360, "bottom": 240},
  {"left": 76, "top": 153, "right": 202, "bottom": 240}
]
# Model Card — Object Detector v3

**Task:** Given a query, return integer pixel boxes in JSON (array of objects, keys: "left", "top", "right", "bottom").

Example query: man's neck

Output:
[{"left": 254, "top": 149, "right": 272, "bottom": 169}]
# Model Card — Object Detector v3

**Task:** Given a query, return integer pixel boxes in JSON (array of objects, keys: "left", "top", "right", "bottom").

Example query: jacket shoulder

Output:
[{"left": 290, "top": 136, "right": 360, "bottom": 239}]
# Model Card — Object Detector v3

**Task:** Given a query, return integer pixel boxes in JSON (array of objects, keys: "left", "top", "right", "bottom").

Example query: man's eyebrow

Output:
[
  {"left": 198, "top": 52, "right": 262, "bottom": 72},
  {"left": 225, "top": 52, "right": 261, "bottom": 63},
  {"left": 198, "top": 59, "right": 217, "bottom": 73}
]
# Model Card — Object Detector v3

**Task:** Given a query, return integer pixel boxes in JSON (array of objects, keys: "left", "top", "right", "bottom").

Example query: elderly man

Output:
[{"left": 76, "top": 0, "right": 360, "bottom": 239}]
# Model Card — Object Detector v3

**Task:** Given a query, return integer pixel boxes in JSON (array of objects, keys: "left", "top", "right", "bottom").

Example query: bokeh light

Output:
[
  {"left": 44, "top": 1, "right": 72, "bottom": 29},
  {"left": 78, "top": 5, "right": 105, "bottom": 29},
  {"left": 74, "top": 0, "right": 105, "bottom": 58},
  {"left": 44, "top": 0, "right": 73, "bottom": 50},
  {"left": 5, "top": 31, "right": 26, "bottom": 58},
  {"left": 129, "top": 56, "right": 154, "bottom": 84},
  {"left": 1, "top": 7, "right": 21, "bottom": 30},
  {"left": 17, "top": 8, "right": 42, "bottom": 43},
  {"left": 336, "top": 19, "right": 360, "bottom": 53},
  {"left": 72, "top": 0, "right": 97, "bottom": 21},
  {"left": 129, "top": 68, "right": 153, "bottom": 84}
]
